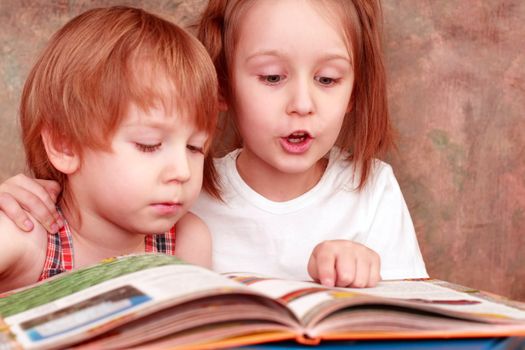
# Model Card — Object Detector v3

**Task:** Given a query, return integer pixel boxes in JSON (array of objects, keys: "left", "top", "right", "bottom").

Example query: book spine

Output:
[{"left": 295, "top": 334, "right": 321, "bottom": 345}]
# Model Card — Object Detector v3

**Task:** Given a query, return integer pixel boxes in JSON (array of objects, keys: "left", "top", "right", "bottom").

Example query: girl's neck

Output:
[
  {"left": 236, "top": 149, "right": 329, "bottom": 202},
  {"left": 60, "top": 202, "right": 145, "bottom": 269}
]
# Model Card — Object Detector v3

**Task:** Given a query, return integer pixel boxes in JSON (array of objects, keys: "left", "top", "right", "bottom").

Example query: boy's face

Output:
[
  {"left": 69, "top": 103, "right": 207, "bottom": 235},
  {"left": 231, "top": 0, "right": 354, "bottom": 176}
]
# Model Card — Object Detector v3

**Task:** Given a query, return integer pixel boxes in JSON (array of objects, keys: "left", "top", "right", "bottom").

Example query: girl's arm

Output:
[
  {"left": 173, "top": 211, "right": 212, "bottom": 269},
  {"left": 0, "top": 174, "right": 61, "bottom": 233},
  {"left": 0, "top": 212, "right": 48, "bottom": 293}
]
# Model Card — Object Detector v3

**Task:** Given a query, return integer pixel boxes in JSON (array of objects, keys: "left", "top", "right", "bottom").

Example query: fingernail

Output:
[
  {"left": 55, "top": 218, "right": 64, "bottom": 228},
  {"left": 24, "top": 220, "right": 34, "bottom": 231},
  {"left": 321, "top": 278, "right": 334, "bottom": 287},
  {"left": 50, "top": 223, "right": 59, "bottom": 232}
]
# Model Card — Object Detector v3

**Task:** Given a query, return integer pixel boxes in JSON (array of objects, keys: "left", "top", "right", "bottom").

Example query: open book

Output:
[{"left": 1, "top": 254, "right": 525, "bottom": 350}]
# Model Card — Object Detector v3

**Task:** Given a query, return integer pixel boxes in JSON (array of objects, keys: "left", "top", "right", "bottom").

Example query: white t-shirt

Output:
[{"left": 191, "top": 148, "right": 428, "bottom": 281}]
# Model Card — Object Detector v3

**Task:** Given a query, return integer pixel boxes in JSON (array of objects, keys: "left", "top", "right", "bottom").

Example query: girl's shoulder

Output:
[
  {"left": 327, "top": 148, "right": 396, "bottom": 192},
  {"left": 212, "top": 148, "right": 241, "bottom": 168}
]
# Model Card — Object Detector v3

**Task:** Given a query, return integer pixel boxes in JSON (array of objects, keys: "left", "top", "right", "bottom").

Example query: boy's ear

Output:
[{"left": 41, "top": 130, "right": 80, "bottom": 175}]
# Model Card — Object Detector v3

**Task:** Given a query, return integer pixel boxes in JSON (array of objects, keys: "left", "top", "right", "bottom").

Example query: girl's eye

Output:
[
  {"left": 187, "top": 144, "right": 204, "bottom": 154},
  {"left": 260, "top": 75, "right": 284, "bottom": 85},
  {"left": 315, "top": 76, "right": 338, "bottom": 86},
  {"left": 135, "top": 143, "right": 161, "bottom": 153}
]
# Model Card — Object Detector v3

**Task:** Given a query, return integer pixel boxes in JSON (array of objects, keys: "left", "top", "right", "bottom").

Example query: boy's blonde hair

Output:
[
  {"left": 198, "top": 0, "right": 393, "bottom": 190},
  {"left": 21, "top": 6, "right": 220, "bottom": 201}
]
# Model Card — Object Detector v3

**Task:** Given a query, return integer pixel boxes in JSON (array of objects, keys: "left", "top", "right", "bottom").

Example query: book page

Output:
[
  {"left": 226, "top": 273, "right": 525, "bottom": 324},
  {"left": 225, "top": 273, "right": 346, "bottom": 320},
  {"left": 344, "top": 280, "right": 525, "bottom": 320},
  {"left": 1, "top": 255, "right": 245, "bottom": 350}
]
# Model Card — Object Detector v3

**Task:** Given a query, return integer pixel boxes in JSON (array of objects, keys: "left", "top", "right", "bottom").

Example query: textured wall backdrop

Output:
[{"left": 0, "top": 1, "right": 524, "bottom": 300}]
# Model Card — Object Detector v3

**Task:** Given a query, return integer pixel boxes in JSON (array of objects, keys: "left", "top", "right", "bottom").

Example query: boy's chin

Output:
[{"left": 132, "top": 219, "right": 177, "bottom": 235}]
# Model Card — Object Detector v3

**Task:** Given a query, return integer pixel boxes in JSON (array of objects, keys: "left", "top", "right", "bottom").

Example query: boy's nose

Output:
[
  {"left": 286, "top": 78, "right": 315, "bottom": 116},
  {"left": 162, "top": 149, "right": 191, "bottom": 184}
]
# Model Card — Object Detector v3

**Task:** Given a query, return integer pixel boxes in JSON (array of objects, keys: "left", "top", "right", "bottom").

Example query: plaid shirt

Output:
[{"left": 38, "top": 208, "right": 176, "bottom": 281}]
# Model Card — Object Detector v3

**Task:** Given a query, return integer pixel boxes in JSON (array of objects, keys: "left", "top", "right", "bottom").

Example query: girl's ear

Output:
[
  {"left": 347, "top": 95, "right": 355, "bottom": 113},
  {"left": 219, "top": 94, "right": 228, "bottom": 112},
  {"left": 41, "top": 130, "right": 80, "bottom": 175}
]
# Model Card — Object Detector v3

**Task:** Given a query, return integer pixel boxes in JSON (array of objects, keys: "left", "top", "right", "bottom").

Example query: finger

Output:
[
  {"left": 315, "top": 251, "right": 337, "bottom": 287},
  {"left": 334, "top": 253, "right": 356, "bottom": 287},
  {"left": 34, "top": 179, "right": 61, "bottom": 202},
  {"left": 14, "top": 175, "right": 60, "bottom": 215},
  {"left": 368, "top": 255, "right": 381, "bottom": 287},
  {"left": 6, "top": 186, "right": 60, "bottom": 233},
  {"left": 0, "top": 193, "right": 34, "bottom": 231},
  {"left": 351, "top": 258, "right": 370, "bottom": 288},
  {"left": 307, "top": 254, "right": 320, "bottom": 282},
  {"left": 8, "top": 175, "right": 62, "bottom": 229}
]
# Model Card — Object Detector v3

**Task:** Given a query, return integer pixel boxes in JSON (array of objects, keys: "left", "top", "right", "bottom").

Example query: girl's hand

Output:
[
  {"left": 307, "top": 240, "right": 381, "bottom": 288},
  {"left": 0, "top": 174, "right": 62, "bottom": 233}
]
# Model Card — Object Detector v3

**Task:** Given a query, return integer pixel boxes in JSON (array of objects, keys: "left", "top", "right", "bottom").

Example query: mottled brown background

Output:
[{"left": 1, "top": 1, "right": 523, "bottom": 300}]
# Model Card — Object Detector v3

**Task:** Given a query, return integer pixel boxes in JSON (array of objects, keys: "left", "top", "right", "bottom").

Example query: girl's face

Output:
[
  {"left": 231, "top": 0, "right": 353, "bottom": 178},
  {"left": 69, "top": 102, "right": 207, "bottom": 237}
]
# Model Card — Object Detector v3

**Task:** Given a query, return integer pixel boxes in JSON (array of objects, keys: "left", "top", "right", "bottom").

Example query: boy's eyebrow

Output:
[
  {"left": 121, "top": 117, "right": 206, "bottom": 135},
  {"left": 121, "top": 118, "right": 175, "bottom": 131}
]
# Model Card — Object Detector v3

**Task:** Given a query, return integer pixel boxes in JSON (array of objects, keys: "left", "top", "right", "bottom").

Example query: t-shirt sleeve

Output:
[{"left": 364, "top": 163, "right": 428, "bottom": 280}]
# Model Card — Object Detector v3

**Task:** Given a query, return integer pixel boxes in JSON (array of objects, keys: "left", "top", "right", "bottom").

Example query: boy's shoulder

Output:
[
  {"left": 176, "top": 211, "right": 208, "bottom": 232},
  {"left": 174, "top": 212, "right": 212, "bottom": 268},
  {"left": 0, "top": 212, "right": 48, "bottom": 292}
]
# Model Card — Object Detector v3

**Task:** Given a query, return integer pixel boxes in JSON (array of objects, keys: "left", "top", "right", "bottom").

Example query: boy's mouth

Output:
[{"left": 151, "top": 202, "right": 182, "bottom": 215}]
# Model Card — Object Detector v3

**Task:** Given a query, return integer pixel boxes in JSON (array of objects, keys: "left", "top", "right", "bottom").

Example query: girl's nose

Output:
[{"left": 286, "top": 77, "right": 315, "bottom": 116}]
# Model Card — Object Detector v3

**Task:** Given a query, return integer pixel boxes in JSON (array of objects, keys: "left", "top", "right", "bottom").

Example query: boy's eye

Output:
[
  {"left": 187, "top": 144, "right": 204, "bottom": 154},
  {"left": 260, "top": 75, "right": 284, "bottom": 85},
  {"left": 315, "top": 76, "right": 337, "bottom": 86},
  {"left": 135, "top": 142, "right": 161, "bottom": 152}
]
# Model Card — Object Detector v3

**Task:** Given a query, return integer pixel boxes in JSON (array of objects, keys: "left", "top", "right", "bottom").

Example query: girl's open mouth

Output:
[
  {"left": 287, "top": 131, "right": 309, "bottom": 143},
  {"left": 280, "top": 131, "right": 313, "bottom": 154}
]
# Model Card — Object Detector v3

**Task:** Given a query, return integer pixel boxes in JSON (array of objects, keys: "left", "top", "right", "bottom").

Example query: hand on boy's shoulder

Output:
[
  {"left": 0, "top": 211, "right": 48, "bottom": 292},
  {"left": 174, "top": 212, "right": 212, "bottom": 269}
]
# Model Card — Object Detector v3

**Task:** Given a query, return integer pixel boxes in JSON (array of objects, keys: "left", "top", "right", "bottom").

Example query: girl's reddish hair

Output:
[{"left": 198, "top": 0, "right": 394, "bottom": 190}]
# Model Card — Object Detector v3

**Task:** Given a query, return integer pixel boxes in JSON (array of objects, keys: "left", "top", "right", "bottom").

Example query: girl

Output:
[
  {"left": 0, "top": 6, "right": 218, "bottom": 292},
  {"left": 1, "top": 0, "right": 427, "bottom": 288}
]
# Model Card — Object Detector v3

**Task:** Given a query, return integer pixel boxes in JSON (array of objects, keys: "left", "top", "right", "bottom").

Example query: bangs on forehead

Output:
[
  {"left": 314, "top": 0, "right": 357, "bottom": 63},
  {"left": 121, "top": 29, "right": 218, "bottom": 137},
  {"left": 127, "top": 56, "right": 198, "bottom": 126}
]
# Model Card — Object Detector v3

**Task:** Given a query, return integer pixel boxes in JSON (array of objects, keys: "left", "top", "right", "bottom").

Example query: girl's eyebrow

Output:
[
  {"left": 318, "top": 54, "right": 352, "bottom": 67},
  {"left": 245, "top": 50, "right": 351, "bottom": 65},
  {"left": 245, "top": 49, "right": 281, "bottom": 62}
]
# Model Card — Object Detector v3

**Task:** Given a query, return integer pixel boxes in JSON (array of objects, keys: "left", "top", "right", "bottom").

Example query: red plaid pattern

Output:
[
  {"left": 38, "top": 209, "right": 74, "bottom": 281},
  {"left": 145, "top": 226, "right": 176, "bottom": 254},
  {"left": 38, "top": 209, "right": 177, "bottom": 281}
]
